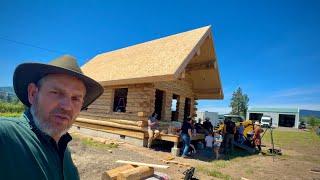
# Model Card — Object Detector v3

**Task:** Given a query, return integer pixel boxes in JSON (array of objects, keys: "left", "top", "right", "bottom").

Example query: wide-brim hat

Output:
[{"left": 13, "top": 55, "right": 104, "bottom": 110}]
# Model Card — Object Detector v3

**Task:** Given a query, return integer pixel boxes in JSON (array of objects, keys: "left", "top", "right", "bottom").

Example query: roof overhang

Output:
[{"left": 177, "top": 31, "right": 224, "bottom": 99}]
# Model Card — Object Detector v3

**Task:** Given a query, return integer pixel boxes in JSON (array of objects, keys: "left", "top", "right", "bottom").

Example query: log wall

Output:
[
  {"left": 81, "top": 83, "right": 154, "bottom": 124},
  {"left": 154, "top": 73, "right": 196, "bottom": 123},
  {"left": 79, "top": 73, "right": 198, "bottom": 132}
]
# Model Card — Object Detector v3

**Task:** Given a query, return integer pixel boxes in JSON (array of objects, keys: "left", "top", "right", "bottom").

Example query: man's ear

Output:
[{"left": 28, "top": 83, "right": 38, "bottom": 105}]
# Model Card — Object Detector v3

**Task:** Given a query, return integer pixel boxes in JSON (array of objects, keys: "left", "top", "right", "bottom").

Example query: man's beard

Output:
[{"left": 30, "top": 99, "right": 73, "bottom": 139}]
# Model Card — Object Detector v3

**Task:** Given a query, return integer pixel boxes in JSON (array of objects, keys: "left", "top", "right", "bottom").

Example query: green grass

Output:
[
  {"left": 0, "top": 112, "right": 23, "bottom": 117},
  {"left": 262, "top": 129, "right": 320, "bottom": 151},
  {"left": 0, "top": 101, "right": 25, "bottom": 113},
  {"left": 213, "top": 160, "right": 230, "bottom": 168},
  {"left": 196, "top": 129, "right": 320, "bottom": 179},
  {"left": 0, "top": 101, "right": 24, "bottom": 118},
  {"left": 78, "top": 137, "right": 119, "bottom": 149},
  {"left": 196, "top": 165, "right": 232, "bottom": 179}
]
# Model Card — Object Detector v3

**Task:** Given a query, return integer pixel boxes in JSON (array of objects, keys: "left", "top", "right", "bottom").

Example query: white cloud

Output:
[
  {"left": 250, "top": 103, "right": 320, "bottom": 111},
  {"left": 197, "top": 106, "right": 231, "bottom": 114},
  {"left": 270, "top": 86, "right": 320, "bottom": 98}
]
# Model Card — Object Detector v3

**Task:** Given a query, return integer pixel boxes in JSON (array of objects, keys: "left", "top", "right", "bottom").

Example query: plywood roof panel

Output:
[
  {"left": 82, "top": 26, "right": 210, "bottom": 82},
  {"left": 82, "top": 26, "right": 224, "bottom": 99}
]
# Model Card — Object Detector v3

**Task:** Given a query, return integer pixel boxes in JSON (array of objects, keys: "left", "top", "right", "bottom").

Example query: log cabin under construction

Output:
[{"left": 72, "top": 26, "right": 224, "bottom": 155}]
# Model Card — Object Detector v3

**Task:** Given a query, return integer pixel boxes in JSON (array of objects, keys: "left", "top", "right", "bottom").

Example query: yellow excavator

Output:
[{"left": 215, "top": 115, "right": 256, "bottom": 153}]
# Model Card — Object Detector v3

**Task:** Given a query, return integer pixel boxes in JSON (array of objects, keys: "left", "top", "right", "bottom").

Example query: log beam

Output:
[{"left": 185, "top": 60, "right": 216, "bottom": 71}]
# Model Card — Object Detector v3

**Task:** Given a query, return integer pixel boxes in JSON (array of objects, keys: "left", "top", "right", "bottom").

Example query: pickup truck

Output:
[{"left": 261, "top": 116, "right": 272, "bottom": 128}]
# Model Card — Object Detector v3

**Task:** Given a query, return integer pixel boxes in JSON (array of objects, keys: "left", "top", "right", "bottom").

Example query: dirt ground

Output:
[
  {"left": 69, "top": 129, "right": 320, "bottom": 180},
  {"left": 69, "top": 132, "right": 213, "bottom": 180}
]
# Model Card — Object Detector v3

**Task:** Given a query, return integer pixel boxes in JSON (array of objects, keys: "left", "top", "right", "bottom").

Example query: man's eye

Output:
[
  {"left": 50, "top": 91, "right": 58, "bottom": 94},
  {"left": 72, "top": 97, "right": 81, "bottom": 102}
]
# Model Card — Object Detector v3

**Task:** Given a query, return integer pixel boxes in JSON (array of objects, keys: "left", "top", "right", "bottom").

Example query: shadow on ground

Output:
[{"left": 150, "top": 140, "right": 258, "bottom": 161}]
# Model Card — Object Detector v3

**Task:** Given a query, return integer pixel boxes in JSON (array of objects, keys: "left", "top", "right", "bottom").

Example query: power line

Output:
[{"left": 0, "top": 36, "right": 67, "bottom": 55}]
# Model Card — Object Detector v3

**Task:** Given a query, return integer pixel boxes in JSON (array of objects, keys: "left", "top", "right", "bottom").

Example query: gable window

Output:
[{"left": 113, "top": 88, "right": 128, "bottom": 112}]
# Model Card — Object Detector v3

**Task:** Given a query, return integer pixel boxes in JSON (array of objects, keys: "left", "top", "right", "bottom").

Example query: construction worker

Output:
[
  {"left": 203, "top": 117, "right": 213, "bottom": 135},
  {"left": 223, "top": 118, "right": 236, "bottom": 156},
  {"left": 253, "top": 121, "right": 264, "bottom": 152},
  {"left": 147, "top": 112, "right": 160, "bottom": 148}
]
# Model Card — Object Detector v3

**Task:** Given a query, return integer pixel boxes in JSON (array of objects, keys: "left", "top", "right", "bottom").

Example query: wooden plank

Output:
[
  {"left": 101, "top": 164, "right": 135, "bottom": 180},
  {"left": 79, "top": 112, "right": 140, "bottom": 121},
  {"left": 116, "top": 160, "right": 169, "bottom": 169},
  {"left": 145, "top": 133, "right": 204, "bottom": 143},
  {"left": 161, "top": 160, "right": 190, "bottom": 167},
  {"left": 76, "top": 118, "right": 144, "bottom": 131},
  {"left": 74, "top": 122, "right": 145, "bottom": 139},
  {"left": 88, "top": 104, "right": 111, "bottom": 109},
  {"left": 117, "top": 166, "right": 154, "bottom": 180},
  {"left": 79, "top": 116, "right": 143, "bottom": 126}
]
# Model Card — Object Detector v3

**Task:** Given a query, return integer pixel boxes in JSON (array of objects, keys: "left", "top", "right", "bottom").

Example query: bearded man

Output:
[{"left": 0, "top": 55, "right": 103, "bottom": 179}]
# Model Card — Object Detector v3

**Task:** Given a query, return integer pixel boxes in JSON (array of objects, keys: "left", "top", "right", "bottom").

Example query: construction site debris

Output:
[
  {"left": 101, "top": 164, "right": 135, "bottom": 180},
  {"left": 116, "top": 160, "right": 169, "bottom": 169}
]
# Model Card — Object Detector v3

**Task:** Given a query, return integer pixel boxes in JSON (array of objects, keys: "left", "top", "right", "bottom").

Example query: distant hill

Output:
[
  {"left": 300, "top": 109, "right": 320, "bottom": 118},
  {"left": 0, "top": 86, "right": 18, "bottom": 102},
  {"left": 0, "top": 87, "right": 15, "bottom": 94}
]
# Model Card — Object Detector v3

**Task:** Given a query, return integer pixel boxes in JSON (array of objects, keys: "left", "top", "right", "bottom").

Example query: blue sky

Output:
[{"left": 1, "top": 0, "right": 319, "bottom": 113}]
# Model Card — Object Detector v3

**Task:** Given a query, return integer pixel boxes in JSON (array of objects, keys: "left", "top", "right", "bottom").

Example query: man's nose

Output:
[{"left": 59, "top": 97, "right": 72, "bottom": 110}]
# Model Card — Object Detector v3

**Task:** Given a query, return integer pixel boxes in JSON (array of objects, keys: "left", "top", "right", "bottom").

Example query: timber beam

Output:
[{"left": 185, "top": 60, "right": 216, "bottom": 71}]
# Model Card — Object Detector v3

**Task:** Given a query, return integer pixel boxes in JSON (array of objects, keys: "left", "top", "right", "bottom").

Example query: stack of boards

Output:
[{"left": 101, "top": 160, "right": 169, "bottom": 180}]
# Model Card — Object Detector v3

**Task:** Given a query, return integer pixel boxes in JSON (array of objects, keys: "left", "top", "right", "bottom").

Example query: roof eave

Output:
[{"left": 99, "top": 74, "right": 175, "bottom": 86}]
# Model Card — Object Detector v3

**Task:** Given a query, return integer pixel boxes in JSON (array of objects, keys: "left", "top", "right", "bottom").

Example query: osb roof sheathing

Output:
[{"left": 82, "top": 26, "right": 224, "bottom": 99}]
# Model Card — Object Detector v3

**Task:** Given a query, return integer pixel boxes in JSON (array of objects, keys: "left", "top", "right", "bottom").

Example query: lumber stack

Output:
[
  {"left": 101, "top": 160, "right": 169, "bottom": 180},
  {"left": 101, "top": 165, "right": 154, "bottom": 180}
]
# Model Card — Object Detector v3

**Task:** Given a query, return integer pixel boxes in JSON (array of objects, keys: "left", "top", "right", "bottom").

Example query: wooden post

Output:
[
  {"left": 163, "top": 91, "right": 173, "bottom": 121},
  {"left": 101, "top": 164, "right": 135, "bottom": 180},
  {"left": 171, "top": 141, "right": 180, "bottom": 156},
  {"left": 178, "top": 96, "right": 185, "bottom": 121},
  {"left": 117, "top": 166, "right": 154, "bottom": 180}
]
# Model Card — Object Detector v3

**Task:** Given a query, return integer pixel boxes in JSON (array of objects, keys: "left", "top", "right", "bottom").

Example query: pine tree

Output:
[{"left": 229, "top": 87, "right": 249, "bottom": 119}]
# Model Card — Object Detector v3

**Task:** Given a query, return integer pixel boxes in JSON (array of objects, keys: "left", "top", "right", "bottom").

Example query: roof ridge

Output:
[{"left": 90, "top": 25, "right": 211, "bottom": 61}]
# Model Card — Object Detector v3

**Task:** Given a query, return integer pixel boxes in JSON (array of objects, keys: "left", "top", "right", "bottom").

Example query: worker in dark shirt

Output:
[
  {"left": 180, "top": 117, "right": 193, "bottom": 158},
  {"left": 223, "top": 118, "right": 236, "bottom": 156},
  {"left": 0, "top": 55, "right": 103, "bottom": 179},
  {"left": 203, "top": 117, "right": 214, "bottom": 135}
]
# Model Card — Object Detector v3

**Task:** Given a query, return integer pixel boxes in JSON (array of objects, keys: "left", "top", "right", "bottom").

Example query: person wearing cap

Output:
[
  {"left": 253, "top": 121, "right": 264, "bottom": 152},
  {"left": 0, "top": 55, "right": 103, "bottom": 179}
]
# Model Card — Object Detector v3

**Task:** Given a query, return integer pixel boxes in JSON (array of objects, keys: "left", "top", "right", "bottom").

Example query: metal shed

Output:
[{"left": 247, "top": 108, "right": 300, "bottom": 128}]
